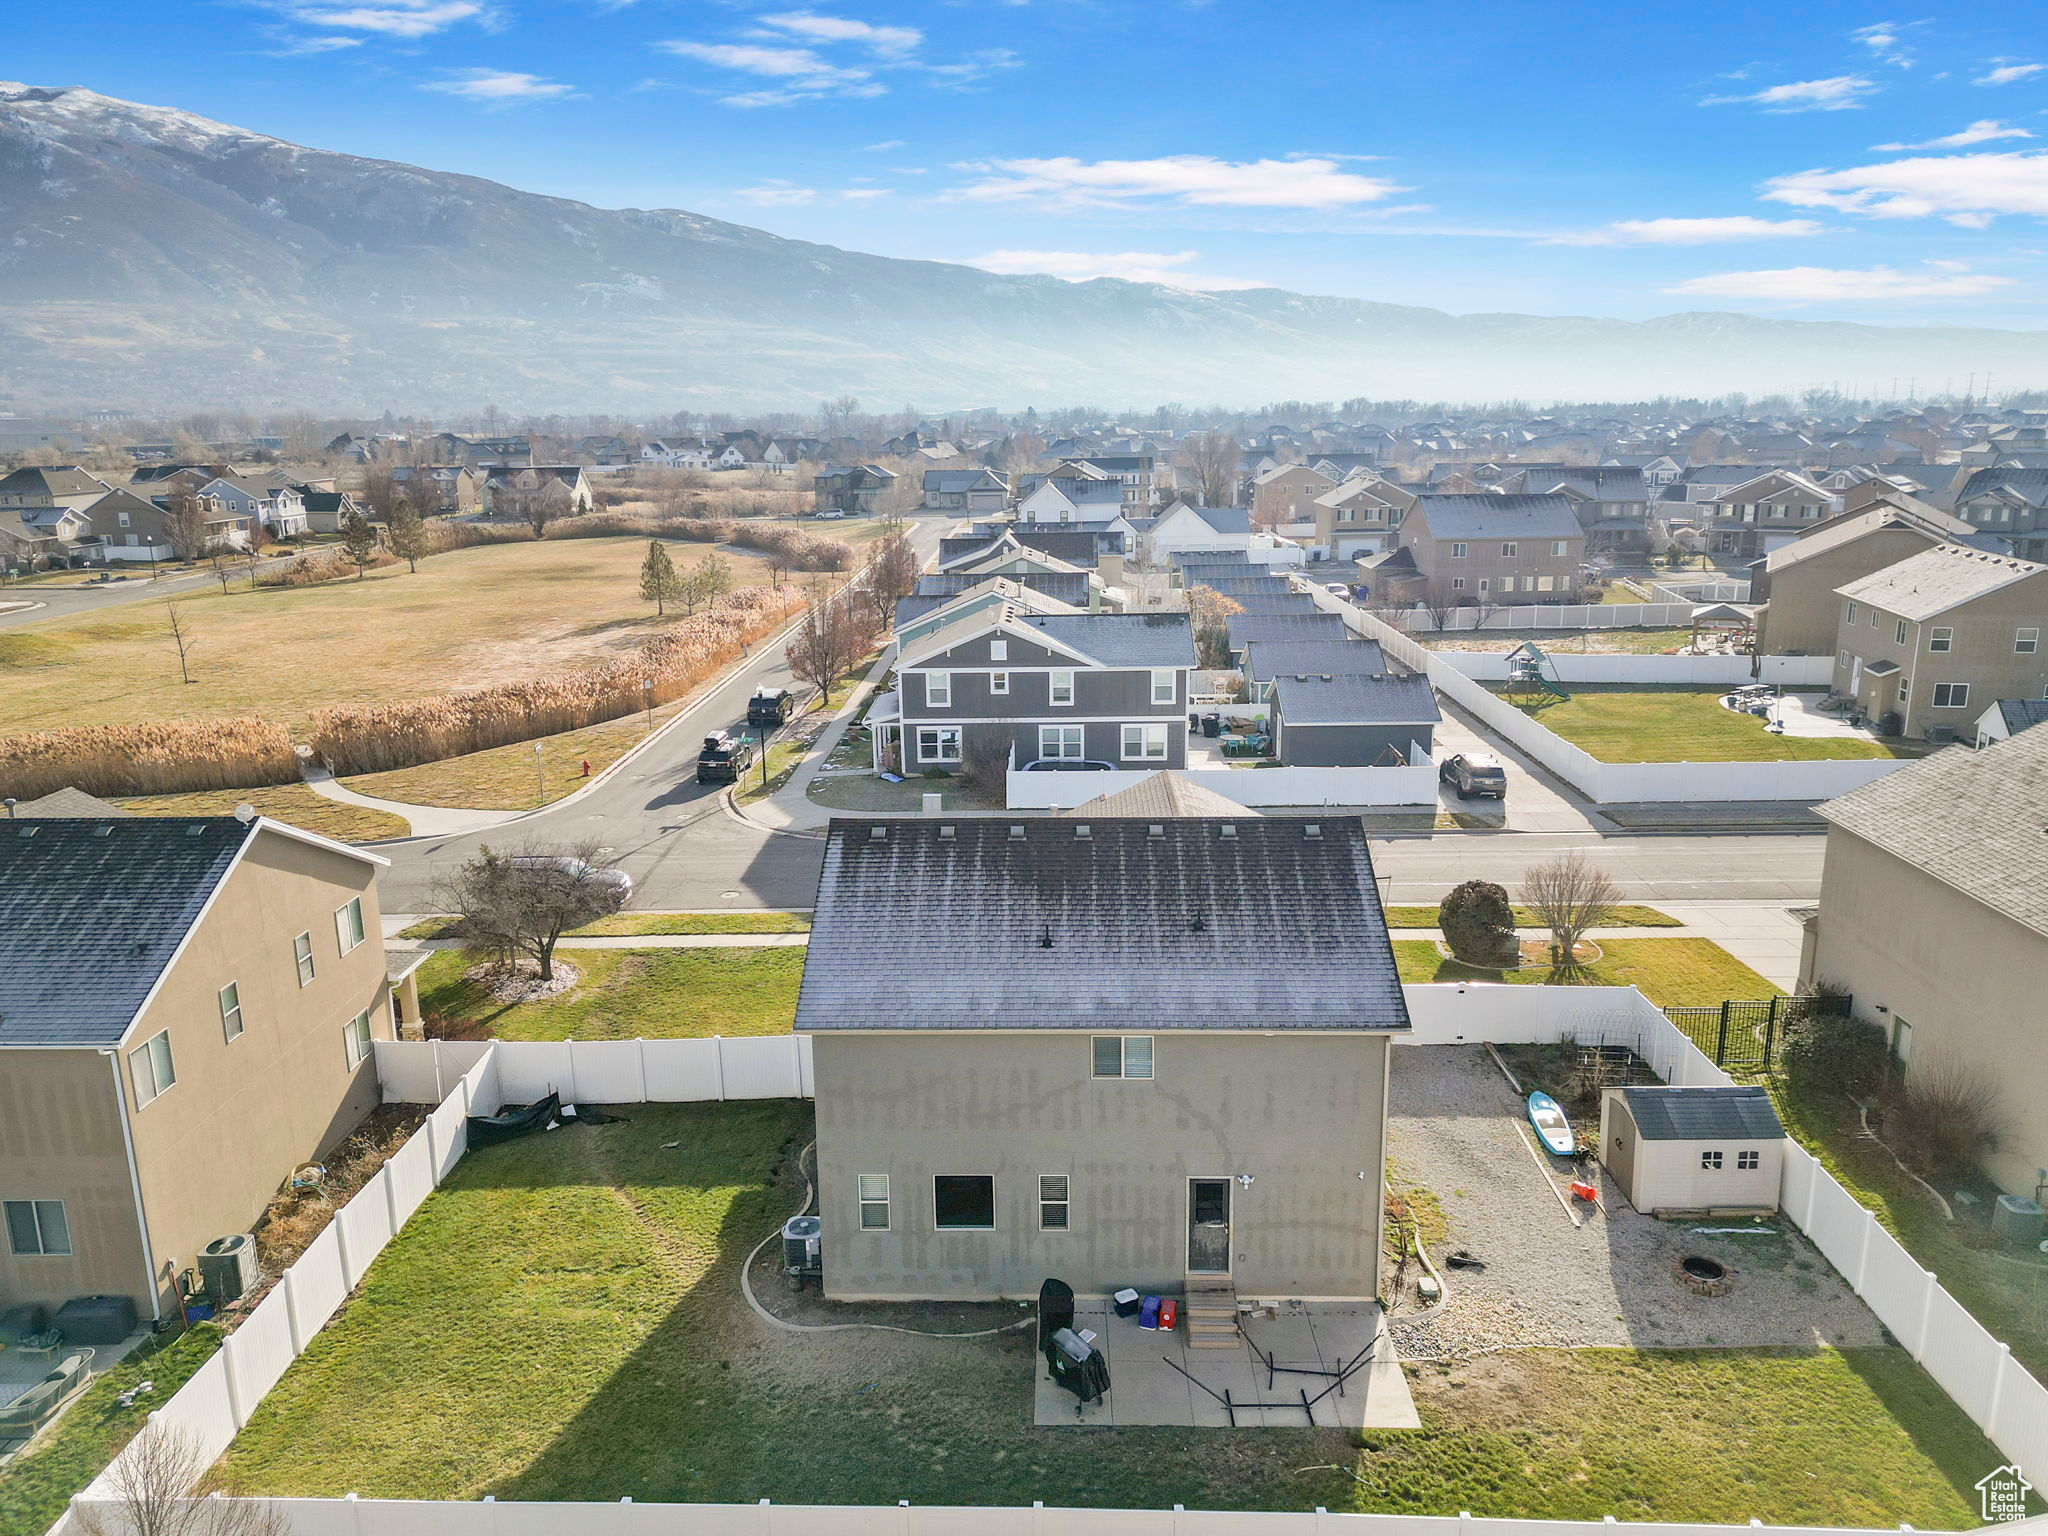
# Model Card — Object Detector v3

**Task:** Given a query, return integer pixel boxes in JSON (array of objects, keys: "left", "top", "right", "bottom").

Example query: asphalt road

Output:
[{"left": 0, "top": 556, "right": 297, "bottom": 628}]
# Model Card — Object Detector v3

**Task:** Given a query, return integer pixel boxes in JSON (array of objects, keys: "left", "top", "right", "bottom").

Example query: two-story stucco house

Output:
[
  {"left": 1250, "top": 463, "right": 1339, "bottom": 532},
  {"left": 0, "top": 816, "right": 403, "bottom": 1321},
  {"left": 1384, "top": 494, "right": 1586, "bottom": 606},
  {"left": 1700, "top": 471, "right": 1836, "bottom": 560},
  {"left": 1951, "top": 467, "right": 2048, "bottom": 561},
  {"left": 887, "top": 607, "right": 1197, "bottom": 773},
  {"left": 1831, "top": 545, "right": 2048, "bottom": 740},
  {"left": 798, "top": 813, "right": 1408, "bottom": 1305},
  {"left": 1307, "top": 476, "right": 1415, "bottom": 561},
  {"left": 921, "top": 468, "right": 1010, "bottom": 513},
  {"left": 1749, "top": 505, "right": 1980, "bottom": 657}
]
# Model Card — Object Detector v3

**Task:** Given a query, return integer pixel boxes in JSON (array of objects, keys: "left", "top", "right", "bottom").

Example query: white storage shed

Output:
[{"left": 1599, "top": 1085, "right": 1786, "bottom": 1216}]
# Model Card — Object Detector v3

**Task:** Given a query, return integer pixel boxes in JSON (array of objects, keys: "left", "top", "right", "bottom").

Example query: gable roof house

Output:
[
  {"left": 813, "top": 464, "right": 898, "bottom": 515},
  {"left": 1237, "top": 638, "right": 1389, "bottom": 700},
  {"left": 874, "top": 608, "right": 1196, "bottom": 778},
  {"left": 1267, "top": 672, "right": 1441, "bottom": 766},
  {"left": 1697, "top": 471, "right": 1836, "bottom": 560},
  {"left": 1832, "top": 545, "right": 2048, "bottom": 740},
  {"left": 1503, "top": 466, "right": 1657, "bottom": 555},
  {"left": 479, "top": 465, "right": 594, "bottom": 518},
  {"left": 1387, "top": 494, "right": 1587, "bottom": 606},
  {"left": 1307, "top": 476, "right": 1416, "bottom": 561},
  {"left": 0, "top": 817, "right": 401, "bottom": 1320},
  {"left": 201, "top": 474, "right": 309, "bottom": 537},
  {"left": 1951, "top": 468, "right": 2048, "bottom": 563},
  {"left": 389, "top": 464, "right": 480, "bottom": 513},
  {"left": 797, "top": 813, "right": 1409, "bottom": 1300},
  {"left": 1139, "top": 500, "right": 1302, "bottom": 567},
  {"left": 921, "top": 468, "right": 1009, "bottom": 512},
  {"left": 891, "top": 574, "right": 1092, "bottom": 647},
  {"left": 1250, "top": 463, "right": 1339, "bottom": 534},
  {"left": 0, "top": 466, "right": 114, "bottom": 512},
  {"left": 1749, "top": 504, "right": 1987, "bottom": 657},
  {"left": 1799, "top": 725, "right": 2048, "bottom": 1197},
  {"left": 74, "top": 487, "right": 252, "bottom": 564}
]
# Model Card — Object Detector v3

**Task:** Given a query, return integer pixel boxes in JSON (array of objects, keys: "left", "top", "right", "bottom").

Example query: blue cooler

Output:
[{"left": 1138, "top": 1295, "right": 1162, "bottom": 1330}]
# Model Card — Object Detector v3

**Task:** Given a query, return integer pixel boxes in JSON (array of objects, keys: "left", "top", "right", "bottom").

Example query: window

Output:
[
  {"left": 128, "top": 1029, "right": 176, "bottom": 1106},
  {"left": 925, "top": 671, "right": 951, "bottom": 707},
  {"left": 218, "top": 982, "right": 244, "bottom": 1042},
  {"left": 1552, "top": 540, "right": 1568, "bottom": 557},
  {"left": 1929, "top": 627, "right": 1952, "bottom": 653},
  {"left": 1450, "top": 542, "right": 1468, "bottom": 558},
  {"left": 1500, "top": 541, "right": 1518, "bottom": 558},
  {"left": 989, "top": 671, "right": 1010, "bottom": 696},
  {"left": 1895, "top": 619, "right": 1908, "bottom": 645},
  {"left": 1932, "top": 682, "right": 1970, "bottom": 709},
  {"left": 1039, "top": 1175, "right": 1071, "bottom": 1231},
  {"left": 1121, "top": 723, "right": 1168, "bottom": 760},
  {"left": 1450, "top": 576, "right": 1465, "bottom": 591},
  {"left": 1048, "top": 669, "right": 1075, "bottom": 705},
  {"left": 4, "top": 1200, "right": 70, "bottom": 1257},
  {"left": 1092, "top": 1035, "right": 1154, "bottom": 1079},
  {"left": 933, "top": 1174, "right": 995, "bottom": 1230},
  {"left": 2019, "top": 628, "right": 2040, "bottom": 655},
  {"left": 1737, "top": 1151, "right": 1760, "bottom": 1171},
  {"left": 989, "top": 639, "right": 1008, "bottom": 661},
  {"left": 858, "top": 1174, "right": 890, "bottom": 1230},
  {"left": 915, "top": 726, "right": 962, "bottom": 763},
  {"left": 334, "top": 897, "right": 365, "bottom": 955},
  {"left": 1039, "top": 725, "right": 1084, "bottom": 760},
  {"left": 1499, "top": 576, "right": 1517, "bottom": 593},
  {"left": 293, "top": 931, "right": 316, "bottom": 987},
  {"left": 1898, "top": 678, "right": 1910, "bottom": 703},
  {"left": 343, "top": 1008, "right": 373, "bottom": 1069},
  {"left": 117, "top": 509, "right": 131, "bottom": 528},
  {"left": 1845, "top": 601, "right": 1858, "bottom": 625},
  {"left": 1150, "top": 668, "right": 1178, "bottom": 705},
  {"left": 1700, "top": 1150, "right": 1724, "bottom": 1171},
  {"left": 1537, "top": 575, "right": 1555, "bottom": 592}
]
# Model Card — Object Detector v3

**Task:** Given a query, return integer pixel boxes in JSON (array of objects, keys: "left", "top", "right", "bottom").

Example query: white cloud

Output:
[
  {"left": 1851, "top": 21, "right": 1920, "bottom": 67},
  {"left": 756, "top": 12, "right": 922, "bottom": 57},
  {"left": 657, "top": 39, "right": 877, "bottom": 105},
  {"left": 736, "top": 182, "right": 819, "bottom": 205},
  {"left": 863, "top": 139, "right": 904, "bottom": 151},
  {"left": 966, "top": 249, "right": 1268, "bottom": 290},
  {"left": 1976, "top": 61, "right": 2044, "bottom": 86},
  {"left": 422, "top": 68, "right": 577, "bottom": 103},
  {"left": 1542, "top": 216, "right": 1826, "bottom": 246},
  {"left": 1703, "top": 75, "right": 1878, "bottom": 112},
  {"left": 1763, "top": 149, "right": 2048, "bottom": 223},
  {"left": 950, "top": 155, "right": 1406, "bottom": 209},
  {"left": 1664, "top": 263, "right": 2014, "bottom": 300},
  {"left": 279, "top": 0, "right": 488, "bottom": 38},
  {"left": 1875, "top": 119, "right": 2033, "bottom": 150},
  {"left": 838, "top": 187, "right": 891, "bottom": 199},
  {"left": 263, "top": 33, "right": 363, "bottom": 53}
]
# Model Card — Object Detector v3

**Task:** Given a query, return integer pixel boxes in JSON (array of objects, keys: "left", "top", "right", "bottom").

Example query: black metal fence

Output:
[{"left": 1662, "top": 993, "right": 1850, "bottom": 1073}]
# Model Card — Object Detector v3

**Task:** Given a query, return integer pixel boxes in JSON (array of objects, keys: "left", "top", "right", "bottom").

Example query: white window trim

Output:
[
  {"left": 335, "top": 897, "right": 365, "bottom": 955},
  {"left": 1700, "top": 1150, "right": 1724, "bottom": 1171},
  {"left": 924, "top": 671, "right": 952, "bottom": 708},
  {"left": 857, "top": 1174, "right": 890, "bottom": 1231},
  {"left": 4, "top": 1199, "right": 71, "bottom": 1258},
  {"left": 128, "top": 1029, "right": 176, "bottom": 1107},
  {"left": 1500, "top": 541, "right": 1517, "bottom": 558},
  {"left": 988, "top": 639, "right": 1008, "bottom": 661},
  {"left": 1038, "top": 1174, "right": 1071, "bottom": 1232},
  {"left": 1931, "top": 682, "right": 1970, "bottom": 709},
  {"left": 1120, "top": 723, "right": 1169, "bottom": 761},
  {"left": 1450, "top": 542, "right": 1468, "bottom": 558},
  {"left": 1737, "top": 1150, "right": 1761, "bottom": 1171},
  {"left": 932, "top": 1174, "right": 997, "bottom": 1232},
  {"left": 2018, "top": 628, "right": 2040, "bottom": 655},
  {"left": 1093, "top": 1034, "right": 1154, "bottom": 1080},
  {"left": 343, "top": 1008, "right": 373, "bottom": 1069},
  {"left": 915, "top": 725, "right": 962, "bottom": 763},
  {"left": 1048, "top": 669, "right": 1076, "bottom": 706},
  {"left": 1928, "top": 627, "right": 1952, "bottom": 653},
  {"left": 989, "top": 671, "right": 1010, "bottom": 696},
  {"left": 219, "top": 981, "right": 245, "bottom": 1042},
  {"left": 1150, "top": 668, "right": 1177, "bottom": 705},
  {"left": 1038, "top": 724, "right": 1084, "bottom": 760},
  {"left": 294, "top": 931, "right": 316, "bottom": 987}
]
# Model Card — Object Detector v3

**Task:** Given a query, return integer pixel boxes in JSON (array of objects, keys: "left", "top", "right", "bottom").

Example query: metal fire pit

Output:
[{"left": 1674, "top": 1254, "right": 1735, "bottom": 1297}]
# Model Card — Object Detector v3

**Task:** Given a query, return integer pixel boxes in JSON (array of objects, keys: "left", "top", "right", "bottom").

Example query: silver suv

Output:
[{"left": 1438, "top": 751, "right": 1508, "bottom": 800}]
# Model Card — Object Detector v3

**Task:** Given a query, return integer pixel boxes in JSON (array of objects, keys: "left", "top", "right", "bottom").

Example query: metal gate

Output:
[{"left": 1661, "top": 993, "right": 1848, "bottom": 1073}]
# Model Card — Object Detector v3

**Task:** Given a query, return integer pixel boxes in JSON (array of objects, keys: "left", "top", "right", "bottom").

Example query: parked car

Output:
[
  {"left": 1020, "top": 758, "right": 1116, "bottom": 772},
  {"left": 1438, "top": 751, "right": 1508, "bottom": 800},
  {"left": 1324, "top": 582, "right": 1351, "bottom": 598},
  {"left": 813, "top": 509, "right": 850, "bottom": 520},
  {"left": 696, "top": 730, "right": 757, "bottom": 784},
  {"left": 504, "top": 854, "right": 634, "bottom": 899},
  {"left": 747, "top": 687, "right": 795, "bottom": 728}
]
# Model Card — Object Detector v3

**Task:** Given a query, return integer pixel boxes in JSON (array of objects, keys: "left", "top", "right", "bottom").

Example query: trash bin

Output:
[
  {"left": 1201, "top": 713, "right": 1221, "bottom": 739},
  {"left": 1045, "top": 1326, "right": 1111, "bottom": 1407}
]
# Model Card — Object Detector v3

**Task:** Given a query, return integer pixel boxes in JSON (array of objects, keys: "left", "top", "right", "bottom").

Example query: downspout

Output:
[{"left": 104, "top": 1049, "right": 164, "bottom": 1323}]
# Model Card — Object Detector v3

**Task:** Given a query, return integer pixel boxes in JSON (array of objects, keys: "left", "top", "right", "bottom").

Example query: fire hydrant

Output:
[{"left": 580, "top": 759, "right": 591, "bottom": 777}]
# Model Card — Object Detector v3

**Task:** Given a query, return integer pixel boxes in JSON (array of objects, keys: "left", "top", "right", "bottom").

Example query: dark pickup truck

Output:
[
  {"left": 747, "top": 687, "right": 795, "bottom": 728},
  {"left": 696, "top": 730, "right": 757, "bottom": 785}
]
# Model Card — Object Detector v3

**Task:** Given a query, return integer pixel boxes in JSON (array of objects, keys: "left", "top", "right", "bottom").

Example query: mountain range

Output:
[{"left": 2, "top": 81, "right": 2043, "bottom": 415}]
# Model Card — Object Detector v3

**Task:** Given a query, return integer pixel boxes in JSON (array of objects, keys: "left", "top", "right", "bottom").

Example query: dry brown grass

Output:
[{"left": 0, "top": 717, "right": 298, "bottom": 799}]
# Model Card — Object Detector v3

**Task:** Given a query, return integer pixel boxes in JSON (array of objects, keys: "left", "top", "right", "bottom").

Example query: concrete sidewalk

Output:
[
  {"left": 406, "top": 932, "right": 808, "bottom": 950},
  {"left": 731, "top": 645, "right": 898, "bottom": 834},
  {"left": 1651, "top": 901, "right": 1807, "bottom": 990}
]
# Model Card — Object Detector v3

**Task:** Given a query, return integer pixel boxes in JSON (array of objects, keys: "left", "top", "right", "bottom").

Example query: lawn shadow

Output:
[{"left": 1833, "top": 1345, "right": 2044, "bottom": 1517}]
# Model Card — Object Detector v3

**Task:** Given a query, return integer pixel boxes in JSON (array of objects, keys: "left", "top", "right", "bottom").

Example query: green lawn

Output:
[
  {"left": 1419, "top": 627, "right": 1697, "bottom": 655},
  {"left": 209, "top": 1107, "right": 2001, "bottom": 1526},
  {"left": 0, "top": 1325, "right": 222, "bottom": 1536},
  {"left": 1384, "top": 904, "right": 1679, "bottom": 929},
  {"left": 417, "top": 946, "right": 803, "bottom": 1039},
  {"left": 1393, "top": 936, "right": 1783, "bottom": 1006},
  {"left": 113, "top": 783, "right": 409, "bottom": 842},
  {"left": 401, "top": 912, "right": 811, "bottom": 940},
  {"left": 1490, "top": 685, "right": 1908, "bottom": 762}
]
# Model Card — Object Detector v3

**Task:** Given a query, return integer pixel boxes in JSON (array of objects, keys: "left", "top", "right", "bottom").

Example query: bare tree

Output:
[
  {"left": 164, "top": 601, "right": 196, "bottom": 684},
  {"left": 163, "top": 490, "right": 212, "bottom": 563},
  {"left": 1184, "top": 583, "right": 1244, "bottom": 671},
  {"left": 209, "top": 552, "right": 238, "bottom": 596},
  {"left": 75, "top": 1423, "right": 290, "bottom": 1536},
  {"left": 431, "top": 843, "right": 628, "bottom": 983},
  {"left": 357, "top": 464, "right": 403, "bottom": 523},
  {"left": 865, "top": 532, "right": 921, "bottom": 634},
  {"left": 1469, "top": 593, "right": 1503, "bottom": 632},
  {"left": 1522, "top": 852, "right": 1621, "bottom": 979},
  {"left": 1176, "top": 430, "right": 1243, "bottom": 509},
  {"left": 1419, "top": 592, "right": 1460, "bottom": 634},
  {"left": 786, "top": 594, "right": 860, "bottom": 698}
]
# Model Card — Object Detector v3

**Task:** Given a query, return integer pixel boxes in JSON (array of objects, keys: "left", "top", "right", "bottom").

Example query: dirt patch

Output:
[{"left": 466, "top": 956, "right": 582, "bottom": 1004}]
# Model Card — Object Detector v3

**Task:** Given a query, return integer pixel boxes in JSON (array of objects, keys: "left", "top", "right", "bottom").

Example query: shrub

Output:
[
  {"left": 1879, "top": 1065, "right": 2007, "bottom": 1182},
  {"left": 728, "top": 523, "right": 852, "bottom": 571},
  {"left": 1438, "top": 879, "right": 1518, "bottom": 967},
  {"left": 1781, "top": 996, "right": 1888, "bottom": 1100},
  {"left": 0, "top": 718, "right": 299, "bottom": 799}
]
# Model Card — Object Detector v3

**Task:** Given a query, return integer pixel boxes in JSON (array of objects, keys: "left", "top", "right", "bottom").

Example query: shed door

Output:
[
  {"left": 1606, "top": 1125, "right": 1637, "bottom": 1204},
  {"left": 1188, "top": 1178, "right": 1231, "bottom": 1274}
]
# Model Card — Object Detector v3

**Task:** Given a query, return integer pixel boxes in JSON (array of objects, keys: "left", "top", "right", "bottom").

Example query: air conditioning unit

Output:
[{"left": 199, "top": 1233, "right": 261, "bottom": 1305}]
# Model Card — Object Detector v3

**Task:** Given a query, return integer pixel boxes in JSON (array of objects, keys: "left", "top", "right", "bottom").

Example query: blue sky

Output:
[{"left": 13, "top": 0, "right": 2048, "bottom": 329}]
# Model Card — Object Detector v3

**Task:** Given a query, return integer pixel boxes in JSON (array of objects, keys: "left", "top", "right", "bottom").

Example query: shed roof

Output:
[
  {"left": 1620, "top": 1086, "right": 1785, "bottom": 1141},
  {"left": 1271, "top": 672, "right": 1441, "bottom": 726}
]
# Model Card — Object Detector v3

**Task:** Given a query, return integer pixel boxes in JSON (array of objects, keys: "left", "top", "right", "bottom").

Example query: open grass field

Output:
[
  {"left": 340, "top": 706, "right": 678, "bottom": 811},
  {"left": 399, "top": 912, "right": 810, "bottom": 939},
  {"left": 1383, "top": 904, "right": 1678, "bottom": 929},
  {"left": 210, "top": 1106, "right": 2002, "bottom": 1526},
  {"left": 0, "top": 536, "right": 768, "bottom": 735},
  {"left": 1392, "top": 936, "right": 1783, "bottom": 1006},
  {"left": 1418, "top": 627, "right": 1698, "bottom": 655},
  {"left": 1490, "top": 685, "right": 1907, "bottom": 761},
  {"left": 417, "top": 946, "right": 803, "bottom": 1040},
  {"left": 112, "top": 783, "right": 409, "bottom": 841}
]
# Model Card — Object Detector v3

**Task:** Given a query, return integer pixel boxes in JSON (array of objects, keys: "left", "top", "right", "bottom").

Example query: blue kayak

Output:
[{"left": 1527, "top": 1090, "right": 1576, "bottom": 1157}]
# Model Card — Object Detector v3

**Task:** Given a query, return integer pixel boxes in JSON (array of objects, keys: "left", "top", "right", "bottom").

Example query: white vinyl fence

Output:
[
  {"left": 1303, "top": 587, "right": 1910, "bottom": 804},
  {"left": 1378, "top": 602, "right": 1697, "bottom": 633},
  {"left": 1434, "top": 653, "right": 1832, "bottom": 688},
  {"left": 58, "top": 1005, "right": 2048, "bottom": 1535}
]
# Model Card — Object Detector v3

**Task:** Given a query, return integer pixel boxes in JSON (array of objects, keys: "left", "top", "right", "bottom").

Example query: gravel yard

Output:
[{"left": 1385, "top": 1046, "right": 1883, "bottom": 1360}]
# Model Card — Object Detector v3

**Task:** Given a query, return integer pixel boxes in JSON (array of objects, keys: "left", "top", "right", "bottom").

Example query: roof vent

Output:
[
  {"left": 185, "top": 823, "right": 207, "bottom": 836},
  {"left": 1038, "top": 924, "right": 1055, "bottom": 949},
  {"left": 1148, "top": 823, "right": 1166, "bottom": 838},
  {"left": 17, "top": 825, "right": 39, "bottom": 838},
  {"left": 1073, "top": 824, "right": 1091, "bottom": 839},
  {"left": 92, "top": 824, "right": 114, "bottom": 838},
  {"left": 868, "top": 825, "right": 887, "bottom": 841},
  {"left": 1218, "top": 824, "right": 1237, "bottom": 839},
  {"left": 937, "top": 824, "right": 955, "bottom": 840},
  {"left": 1190, "top": 916, "right": 1208, "bottom": 933},
  {"left": 1008, "top": 824, "right": 1026, "bottom": 840},
  {"left": 1304, "top": 822, "right": 1323, "bottom": 839}
]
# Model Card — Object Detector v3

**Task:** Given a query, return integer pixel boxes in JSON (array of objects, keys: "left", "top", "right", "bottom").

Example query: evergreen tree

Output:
[{"left": 639, "top": 540, "right": 681, "bottom": 616}]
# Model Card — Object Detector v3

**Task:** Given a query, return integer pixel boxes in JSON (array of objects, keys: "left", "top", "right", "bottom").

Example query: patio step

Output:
[{"left": 1183, "top": 1278, "right": 1241, "bottom": 1347}]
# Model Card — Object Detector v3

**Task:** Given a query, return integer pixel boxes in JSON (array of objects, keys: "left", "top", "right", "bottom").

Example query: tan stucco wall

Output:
[
  {"left": 810, "top": 1028, "right": 1389, "bottom": 1302},
  {"left": 120, "top": 830, "right": 393, "bottom": 1311},
  {"left": 1753, "top": 528, "right": 1936, "bottom": 656},
  {"left": 1804, "top": 827, "right": 2048, "bottom": 1196},
  {"left": 0, "top": 1050, "right": 148, "bottom": 1312},
  {"left": 1831, "top": 574, "right": 2048, "bottom": 738}
]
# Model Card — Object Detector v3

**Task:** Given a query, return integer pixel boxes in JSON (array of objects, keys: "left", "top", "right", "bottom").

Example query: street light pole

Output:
[
  {"left": 534, "top": 741, "right": 545, "bottom": 807},
  {"left": 643, "top": 677, "right": 654, "bottom": 734}
]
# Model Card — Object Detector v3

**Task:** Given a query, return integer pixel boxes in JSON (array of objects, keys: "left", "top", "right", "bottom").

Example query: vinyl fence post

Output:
[
  {"left": 635, "top": 1037, "right": 649, "bottom": 1102},
  {"left": 346, "top": 1490, "right": 365, "bottom": 1536},
  {"left": 333, "top": 1207, "right": 355, "bottom": 1289},
  {"left": 1985, "top": 1342, "right": 2013, "bottom": 1433},
  {"left": 220, "top": 1333, "right": 247, "bottom": 1430},
  {"left": 433, "top": 1041, "right": 446, "bottom": 1104},
  {"left": 757, "top": 1497, "right": 772, "bottom": 1536},
  {"left": 1851, "top": 1209, "right": 1874, "bottom": 1293},
  {"left": 1913, "top": 1269, "right": 1939, "bottom": 1361},
  {"left": 423, "top": 1114, "right": 441, "bottom": 1189},
  {"left": 384, "top": 1162, "right": 402, "bottom": 1234},
  {"left": 282, "top": 1269, "right": 305, "bottom": 1356},
  {"left": 714, "top": 1036, "right": 728, "bottom": 1101}
]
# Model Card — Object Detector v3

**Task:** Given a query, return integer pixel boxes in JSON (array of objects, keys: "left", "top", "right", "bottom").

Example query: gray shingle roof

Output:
[
  {"left": 1020, "top": 612, "right": 1196, "bottom": 667},
  {"left": 1993, "top": 697, "right": 2048, "bottom": 737},
  {"left": 1413, "top": 494, "right": 1585, "bottom": 540},
  {"left": 796, "top": 817, "right": 1409, "bottom": 1033},
  {"left": 1239, "top": 638, "right": 1387, "bottom": 682},
  {"left": 1271, "top": 672, "right": 1441, "bottom": 726},
  {"left": 1065, "top": 772, "right": 1255, "bottom": 819},
  {"left": 1214, "top": 596, "right": 1324, "bottom": 617},
  {"left": 0, "top": 817, "right": 257, "bottom": 1047},
  {"left": 1620, "top": 1086, "right": 1784, "bottom": 1142},
  {"left": 1835, "top": 544, "right": 2048, "bottom": 621},
  {"left": 1187, "top": 575, "right": 1294, "bottom": 596},
  {"left": 1817, "top": 725, "right": 2048, "bottom": 937},
  {"left": 1225, "top": 613, "right": 1349, "bottom": 650}
]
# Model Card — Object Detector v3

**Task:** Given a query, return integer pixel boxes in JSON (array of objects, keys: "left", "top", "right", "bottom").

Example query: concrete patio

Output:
[{"left": 1033, "top": 1299, "right": 1419, "bottom": 1429}]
